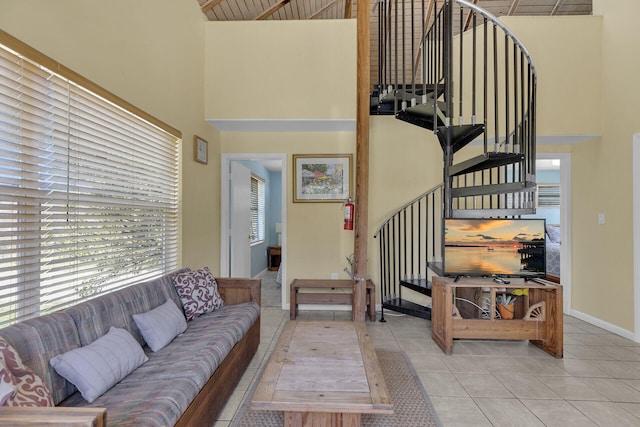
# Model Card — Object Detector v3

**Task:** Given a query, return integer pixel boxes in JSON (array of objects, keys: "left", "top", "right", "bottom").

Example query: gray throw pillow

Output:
[
  {"left": 50, "top": 327, "right": 148, "bottom": 403},
  {"left": 133, "top": 299, "right": 187, "bottom": 352}
]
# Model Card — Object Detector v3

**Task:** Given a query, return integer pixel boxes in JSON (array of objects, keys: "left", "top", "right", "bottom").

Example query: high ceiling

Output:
[{"left": 197, "top": 0, "right": 592, "bottom": 22}]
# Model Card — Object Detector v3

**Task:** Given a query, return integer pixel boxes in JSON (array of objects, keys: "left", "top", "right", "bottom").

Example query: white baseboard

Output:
[{"left": 569, "top": 309, "right": 637, "bottom": 342}]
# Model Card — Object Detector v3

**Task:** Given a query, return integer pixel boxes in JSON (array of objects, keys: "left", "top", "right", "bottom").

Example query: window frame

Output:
[{"left": 0, "top": 30, "right": 181, "bottom": 328}]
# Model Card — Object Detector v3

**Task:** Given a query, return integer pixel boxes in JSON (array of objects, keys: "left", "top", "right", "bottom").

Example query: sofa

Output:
[{"left": 0, "top": 268, "right": 261, "bottom": 426}]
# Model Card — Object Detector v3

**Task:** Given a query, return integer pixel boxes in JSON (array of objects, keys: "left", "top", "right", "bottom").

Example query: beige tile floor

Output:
[{"left": 213, "top": 283, "right": 640, "bottom": 426}]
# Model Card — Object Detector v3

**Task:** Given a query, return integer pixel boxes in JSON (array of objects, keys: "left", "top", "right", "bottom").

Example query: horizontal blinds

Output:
[
  {"left": 0, "top": 41, "right": 179, "bottom": 327},
  {"left": 249, "top": 175, "right": 265, "bottom": 243}
]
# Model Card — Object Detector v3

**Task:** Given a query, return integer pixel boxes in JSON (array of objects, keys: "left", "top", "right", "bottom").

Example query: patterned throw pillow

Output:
[
  {"left": 172, "top": 267, "right": 224, "bottom": 321},
  {"left": 0, "top": 339, "right": 54, "bottom": 407}
]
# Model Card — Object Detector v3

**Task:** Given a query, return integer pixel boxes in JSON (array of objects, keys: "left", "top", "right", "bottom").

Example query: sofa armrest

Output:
[
  {"left": 0, "top": 407, "right": 106, "bottom": 426},
  {"left": 217, "top": 277, "right": 261, "bottom": 306}
]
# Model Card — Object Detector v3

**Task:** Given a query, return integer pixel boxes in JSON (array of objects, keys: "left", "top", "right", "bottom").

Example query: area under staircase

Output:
[{"left": 372, "top": 0, "right": 537, "bottom": 320}]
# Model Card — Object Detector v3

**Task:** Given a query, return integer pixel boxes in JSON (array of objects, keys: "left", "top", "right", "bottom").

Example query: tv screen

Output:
[{"left": 444, "top": 218, "right": 546, "bottom": 277}]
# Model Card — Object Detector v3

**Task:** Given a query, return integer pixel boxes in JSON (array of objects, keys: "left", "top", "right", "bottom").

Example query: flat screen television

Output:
[{"left": 444, "top": 218, "right": 546, "bottom": 278}]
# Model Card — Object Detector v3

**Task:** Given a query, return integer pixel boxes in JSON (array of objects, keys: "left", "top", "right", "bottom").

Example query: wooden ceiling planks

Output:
[{"left": 198, "top": 0, "right": 591, "bottom": 22}]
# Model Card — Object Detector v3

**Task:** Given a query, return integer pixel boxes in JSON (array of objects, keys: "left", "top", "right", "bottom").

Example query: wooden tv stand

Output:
[{"left": 431, "top": 276, "right": 563, "bottom": 358}]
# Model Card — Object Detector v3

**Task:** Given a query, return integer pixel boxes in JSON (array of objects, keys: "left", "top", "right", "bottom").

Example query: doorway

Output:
[
  {"left": 221, "top": 153, "right": 287, "bottom": 309},
  {"left": 536, "top": 153, "right": 572, "bottom": 314}
]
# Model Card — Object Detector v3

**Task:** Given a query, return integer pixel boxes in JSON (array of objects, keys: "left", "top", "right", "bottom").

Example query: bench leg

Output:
[{"left": 290, "top": 287, "right": 298, "bottom": 320}]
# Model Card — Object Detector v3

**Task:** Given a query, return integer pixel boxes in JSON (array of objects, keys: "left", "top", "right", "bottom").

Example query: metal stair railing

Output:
[
  {"left": 372, "top": 0, "right": 538, "bottom": 319},
  {"left": 373, "top": 184, "right": 443, "bottom": 320}
]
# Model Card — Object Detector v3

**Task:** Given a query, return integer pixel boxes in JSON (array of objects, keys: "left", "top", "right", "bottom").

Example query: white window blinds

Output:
[
  {"left": 0, "top": 36, "right": 180, "bottom": 328},
  {"left": 249, "top": 175, "right": 265, "bottom": 244}
]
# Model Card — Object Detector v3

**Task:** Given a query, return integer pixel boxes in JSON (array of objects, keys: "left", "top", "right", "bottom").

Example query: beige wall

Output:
[
  {"left": 5, "top": 1, "right": 640, "bottom": 333},
  {"left": 574, "top": 0, "right": 640, "bottom": 332},
  {"left": 205, "top": 20, "right": 356, "bottom": 120},
  {"left": 0, "top": 0, "right": 222, "bottom": 271},
  {"left": 509, "top": 2, "right": 640, "bottom": 332},
  {"left": 218, "top": 117, "right": 445, "bottom": 303},
  {"left": 501, "top": 16, "right": 602, "bottom": 137}
]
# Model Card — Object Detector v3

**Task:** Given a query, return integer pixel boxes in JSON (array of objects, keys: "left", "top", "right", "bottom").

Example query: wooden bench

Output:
[{"left": 290, "top": 279, "right": 376, "bottom": 321}]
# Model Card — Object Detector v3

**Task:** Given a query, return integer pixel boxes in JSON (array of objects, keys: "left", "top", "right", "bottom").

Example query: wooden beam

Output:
[
  {"left": 200, "top": 0, "right": 225, "bottom": 13},
  {"left": 255, "top": 0, "right": 292, "bottom": 20},
  {"left": 343, "top": 0, "right": 353, "bottom": 19},
  {"left": 508, "top": 0, "right": 520, "bottom": 16},
  {"left": 551, "top": 0, "right": 565, "bottom": 16},
  {"left": 353, "top": 0, "right": 370, "bottom": 322},
  {"left": 463, "top": 0, "right": 478, "bottom": 31},
  {"left": 309, "top": 0, "right": 338, "bottom": 19}
]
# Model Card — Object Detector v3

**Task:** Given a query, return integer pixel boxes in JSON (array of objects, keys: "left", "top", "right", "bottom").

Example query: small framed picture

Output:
[
  {"left": 194, "top": 135, "right": 208, "bottom": 164},
  {"left": 293, "top": 154, "right": 352, "bottom": 202}
]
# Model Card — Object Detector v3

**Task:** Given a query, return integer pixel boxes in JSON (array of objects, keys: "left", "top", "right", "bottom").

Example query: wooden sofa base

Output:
[
  {"left": 175, "top": 316, "right": 260, "bottom": 427},
  {"left": 0, "top": 276, "right": 262, "bottom": 427},
  {"left": 175, "top": 277, "right": 261, "bottom": 426}
]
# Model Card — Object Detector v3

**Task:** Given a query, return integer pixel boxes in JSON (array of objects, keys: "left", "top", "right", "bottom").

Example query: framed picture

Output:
[
  {"left": 293, "top": 154, "right": 352, "bottom": 202},
  {"left": 194, "top": 135, "right": 208, "bottom": 164}
]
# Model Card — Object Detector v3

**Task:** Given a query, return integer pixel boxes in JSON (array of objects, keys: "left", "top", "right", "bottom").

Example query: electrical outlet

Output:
[
  {"left": 598, "top": 213, "right": 605, "bottom": 225},
  {"left": 331, "top": 272, "right": 338, "bottom": 280}
]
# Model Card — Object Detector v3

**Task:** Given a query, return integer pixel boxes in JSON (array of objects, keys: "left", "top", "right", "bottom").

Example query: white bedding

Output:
[{"left": 546, "top": 242, "right": 561, "bottom": 277}]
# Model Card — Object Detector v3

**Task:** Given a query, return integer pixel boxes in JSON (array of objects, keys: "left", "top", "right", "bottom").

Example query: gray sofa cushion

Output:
[
  {"left": 66, "top": 269, "right": 189, "bottom": 347},
  {"left": 61, "top": 377, "right": 200, "bottom": 427},
  {"left": 60, "top": 301, "right": 260, "bottom": 426}
]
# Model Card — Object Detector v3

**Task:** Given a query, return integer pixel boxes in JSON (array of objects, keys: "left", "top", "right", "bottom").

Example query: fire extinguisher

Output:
[{"left": 344, "top": 197, "right": 354, "bottom": 230}]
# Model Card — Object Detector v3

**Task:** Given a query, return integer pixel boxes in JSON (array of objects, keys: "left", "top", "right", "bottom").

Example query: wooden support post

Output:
[{"left": 353, "top": 0, "right": 370, "bottom": 322}]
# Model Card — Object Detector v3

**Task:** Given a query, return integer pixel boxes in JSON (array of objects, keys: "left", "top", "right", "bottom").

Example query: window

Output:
[
  {"left": 537, "top": 183, "right": 561, "bottom": 208},
  {"left": 249, "top": 175, "right": 265, "bottom": 244},
  {"left": 0, "top": 32, "right": 180, "bottom": 328}
]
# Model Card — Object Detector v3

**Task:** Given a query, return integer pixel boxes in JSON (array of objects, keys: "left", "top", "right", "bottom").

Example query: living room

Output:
[{"left": 2, "top": 0, "right": 640, "bottom": 425}]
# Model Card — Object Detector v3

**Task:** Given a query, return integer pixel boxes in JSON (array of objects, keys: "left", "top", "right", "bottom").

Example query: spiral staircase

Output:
[{"left": 372, "top": 0, "right": 538, "bottom": 320}]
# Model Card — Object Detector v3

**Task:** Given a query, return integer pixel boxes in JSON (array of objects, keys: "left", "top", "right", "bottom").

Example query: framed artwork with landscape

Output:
[{"left": 293, "top": 154, "right": 352, "bottom": 202}]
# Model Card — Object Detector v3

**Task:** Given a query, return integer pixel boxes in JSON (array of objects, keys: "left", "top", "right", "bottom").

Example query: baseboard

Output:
[{"left": 569, "top": 309, "right": 637, "bottom": 342}]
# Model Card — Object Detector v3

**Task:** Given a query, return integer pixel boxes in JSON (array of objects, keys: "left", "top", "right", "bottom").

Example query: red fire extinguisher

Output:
[{"left": 344, "top": 197, "right": 354, "bottom": 230}]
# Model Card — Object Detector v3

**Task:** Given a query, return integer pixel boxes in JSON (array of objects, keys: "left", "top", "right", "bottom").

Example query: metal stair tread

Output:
[
  {"left": 450, "top": 207, "right": 537, "bottom": 218},
  {"left": 449, "top": 152, "right": 524, "bottom": 176},
  {"left": 382, "top": 298, "right": 432, "bottom": 320},
  {"left": 436, "top": 124, "right": 486, "bottom": 153},
  {"left": 395, "top": 102, "right": 445, "bottom": 129},
  {"left": 399, "top": 278, "right": 432, "bottom": 296},
  {"left": 451, "top": 181, "right": 537, "bottom": 198}
]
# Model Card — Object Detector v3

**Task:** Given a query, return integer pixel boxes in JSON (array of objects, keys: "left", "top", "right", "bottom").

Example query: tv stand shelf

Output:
[{"left": 431, "top": 276, "right": 563, "bottom": 358}]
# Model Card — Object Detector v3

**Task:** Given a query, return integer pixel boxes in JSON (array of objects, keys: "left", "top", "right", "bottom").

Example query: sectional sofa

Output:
[{"left": 0, "top": 268, "right": 261, "bottom": 426}]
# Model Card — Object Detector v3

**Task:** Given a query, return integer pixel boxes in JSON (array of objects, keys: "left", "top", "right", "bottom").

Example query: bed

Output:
[{"left": 546, "top": 224, "right": 561, "bottom": 282}]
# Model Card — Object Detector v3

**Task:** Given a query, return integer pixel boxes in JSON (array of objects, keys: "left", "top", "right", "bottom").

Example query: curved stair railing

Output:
[
  {"left": 374, "top": 184, "right": 442, "bottom": 320},
  {"left": 372, "top": 0, "right": 538, "bottom": 320}
]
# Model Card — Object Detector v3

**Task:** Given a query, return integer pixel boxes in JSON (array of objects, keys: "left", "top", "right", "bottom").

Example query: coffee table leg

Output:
[{"left": 284, "top": 411, "right": 361, "bottom": 427}]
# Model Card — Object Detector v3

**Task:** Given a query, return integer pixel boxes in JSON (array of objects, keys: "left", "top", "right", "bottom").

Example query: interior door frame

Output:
[
  {"left": 537, "top": 152, "right": 572, "bottom": 314},
  {"left": 633, "top": 133, "right": 640, "bottom": 342},
  {"left": 221, "top": 153, "right": 287, "bottom": 307}
]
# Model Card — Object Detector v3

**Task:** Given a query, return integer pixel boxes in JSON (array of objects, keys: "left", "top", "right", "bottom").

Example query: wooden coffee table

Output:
[{"left": 251, "top": 321, "right": 393, "bottom": 427}]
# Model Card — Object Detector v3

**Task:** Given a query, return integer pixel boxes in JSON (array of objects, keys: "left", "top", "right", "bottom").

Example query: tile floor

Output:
[{"left": 213, "top": 289, "right": 640, "bottom": 426}]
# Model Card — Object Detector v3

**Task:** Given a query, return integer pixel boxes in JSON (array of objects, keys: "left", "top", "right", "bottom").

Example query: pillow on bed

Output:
[
  {"left": 50, "top": 327, "right": 148, "bottom": 403},
  {"left": 133, "top": 299, "right": 187, "bottom": 352},
  {"left": 172, "top": 267, "right": 224, "bottom": 321},
  {"left": 546, "top": 224, "right": 561, "bottom": 244}
]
